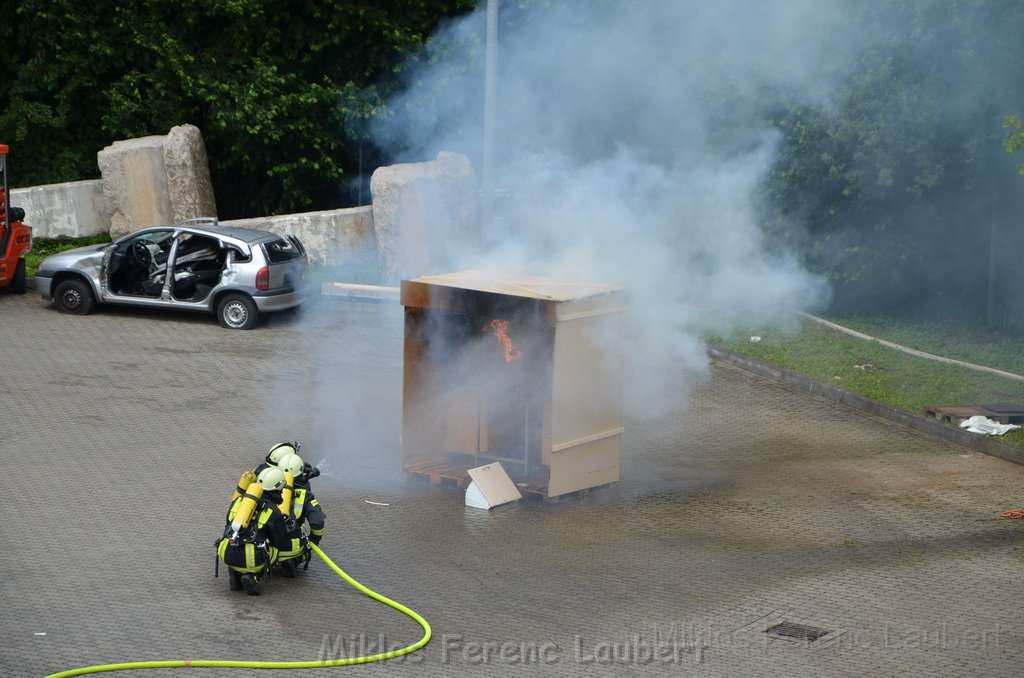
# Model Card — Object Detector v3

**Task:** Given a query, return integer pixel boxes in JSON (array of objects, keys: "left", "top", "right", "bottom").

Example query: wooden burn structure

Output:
[{"left": 400, "top": 270, "right": 627, "bottom": 500}]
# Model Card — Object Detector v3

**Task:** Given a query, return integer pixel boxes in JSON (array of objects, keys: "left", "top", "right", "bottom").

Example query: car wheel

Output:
[
  {"left": 53, "top": 278, "right": 96, "bottom": 315},
  {"left": 11, "top": 258, "right": 26, "bottom": 294},
  {"left": 217, "top": 293, "right": 259, "bottom": 330}
]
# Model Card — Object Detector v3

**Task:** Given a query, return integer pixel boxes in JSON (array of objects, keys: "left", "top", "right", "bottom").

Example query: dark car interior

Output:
[{"left": 108, "top": 231, "right": 226, "bottom": 302}]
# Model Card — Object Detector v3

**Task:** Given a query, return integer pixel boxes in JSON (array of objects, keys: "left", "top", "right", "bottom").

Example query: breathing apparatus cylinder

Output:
[
  {"left": 231, "top": 470, "right": 258, "bottom": 502},
  {"left": 279, "top": 471, "right": 294, "bottom": 516},
  {"left": 230, "top": 483, "right": 265, "bottom": 535}
]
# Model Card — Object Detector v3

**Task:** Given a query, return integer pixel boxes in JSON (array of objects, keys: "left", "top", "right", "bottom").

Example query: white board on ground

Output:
[{"left": 465, "top": 462, "right": 522, "bottom": 510}]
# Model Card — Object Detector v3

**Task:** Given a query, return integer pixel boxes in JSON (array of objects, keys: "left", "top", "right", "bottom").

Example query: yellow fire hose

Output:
[{"left": 46, "top": 543, "right": 431, "bottom": 677}]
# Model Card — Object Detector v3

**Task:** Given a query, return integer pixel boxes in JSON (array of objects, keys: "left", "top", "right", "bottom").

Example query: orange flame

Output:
[{"left": 486, "top": 318, "right": 523, "bottom": 363}]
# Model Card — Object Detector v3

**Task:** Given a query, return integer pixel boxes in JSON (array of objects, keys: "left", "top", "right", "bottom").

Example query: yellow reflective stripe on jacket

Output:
[
  {"left": 277, "top": 537, "right": 305, "bottom": 559},
  {"left": 256, "top": 507, "right": 273, "bottom": 528},
  {"left": 244, "top": 542, "right": 258, "bottom": 570},
  {"left": 217, "top": 538, "right": 277, "bottom": 574}
]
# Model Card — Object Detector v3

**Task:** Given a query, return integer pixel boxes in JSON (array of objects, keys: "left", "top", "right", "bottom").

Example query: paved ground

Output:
[{"left": 1, "top": 288, "right": 1022, "bottom": 677}]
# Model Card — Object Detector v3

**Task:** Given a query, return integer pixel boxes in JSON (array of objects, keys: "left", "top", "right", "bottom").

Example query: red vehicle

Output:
[{"left": 0, "top": 144, "right": 32, "bottom": 293}]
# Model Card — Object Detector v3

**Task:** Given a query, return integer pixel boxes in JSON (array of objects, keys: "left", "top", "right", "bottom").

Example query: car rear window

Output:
[{"left": 263, "top": 238, "right": 303, "bottom": 263}]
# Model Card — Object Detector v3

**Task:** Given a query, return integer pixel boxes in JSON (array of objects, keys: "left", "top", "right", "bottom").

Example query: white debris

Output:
[
  {"left": 750, "top": 336, "right": 762, "bottom": 343},
  {"left": 363, "top": 500, "right": 390, "bottom": 506},
  {"left": 959, "top": 415, "right": 1021, "bottom": 436}
]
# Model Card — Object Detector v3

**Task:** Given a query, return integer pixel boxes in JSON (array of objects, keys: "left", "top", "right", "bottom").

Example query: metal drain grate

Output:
[{"left": 765, "top": 622, "right": 831, "bottom": 642}]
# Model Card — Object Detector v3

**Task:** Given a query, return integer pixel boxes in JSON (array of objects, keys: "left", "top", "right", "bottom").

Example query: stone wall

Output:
[
  {"left": 12, "top": 127, "right": 479, "bottom": 280},
  {"left": 10, "top": 180, "right": 109, "bottom": 239},
  {"left": 224, "top": 206, "right": 375, "bottom": 267}
]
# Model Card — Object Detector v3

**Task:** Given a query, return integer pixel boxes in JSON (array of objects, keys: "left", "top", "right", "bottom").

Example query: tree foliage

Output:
[
  {"left": 1006, "top": 114, "right": 1024, "bottom": 175},
  {"left": 1, "top": 0, "right": 475, "bottom": 217},
  {"left": 762, "top": 0, "right": 1024, "bottom": 326}
]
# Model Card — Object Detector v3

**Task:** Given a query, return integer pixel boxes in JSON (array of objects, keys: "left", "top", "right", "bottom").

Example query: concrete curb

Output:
[{"left": 707, "top": 345, "right": 1024, "bottom": 467}]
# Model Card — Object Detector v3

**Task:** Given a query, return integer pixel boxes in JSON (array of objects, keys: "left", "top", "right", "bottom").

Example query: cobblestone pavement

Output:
[{"left": 1, "top": 289, "right": 1022, "bottom": 677}]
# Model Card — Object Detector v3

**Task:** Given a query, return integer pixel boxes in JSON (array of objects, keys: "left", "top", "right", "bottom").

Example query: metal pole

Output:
[
  {"left": 475, "top": 397, "right": 482, "bottom": 466},
  {"left": 523, "top": 403, "right": 530, "bottom": 478},
  {"left": 986, "top": 187, "right": 997, "bottom": 327},
  {"left": 481, "top": 0, "right": 499, "bottom": 241}
]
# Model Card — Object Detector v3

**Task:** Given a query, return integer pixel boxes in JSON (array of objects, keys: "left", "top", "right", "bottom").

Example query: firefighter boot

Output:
[
  {"left": 228, "top": 570, "right": 243, "bottom": 591},
  {"left": 240, "top": 573, "right": 261, "bottom": 596},
  {"left": 279, "top": 559, "right": 297, "bottom": 578}
]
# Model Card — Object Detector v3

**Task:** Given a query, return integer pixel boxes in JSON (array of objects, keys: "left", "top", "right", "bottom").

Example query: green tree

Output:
[
  {"left": 1, "top": 0, "right": 133, "bottom": 182},
  {"left": 763, "top": 0, "right": 1024, "bottom": 326},
  {"left": 2, "top": 0, "right": 476, "bottom": 217},
  {"left": 1006, "top": 114, "right": 1024, "bottom": 175}
]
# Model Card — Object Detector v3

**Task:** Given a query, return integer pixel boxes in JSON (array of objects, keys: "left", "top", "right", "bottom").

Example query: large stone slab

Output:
[
  {"left": 97, "top": 135, "right": 173, "bottom": 238},
  {"left": 97, "top": 124, "right": 216, "bottom": 238},
  {"left": 370, "top": 151, "right": 478, "bottom": 283},
  {"left": 164, "top": 124, "right": 217, "bottom": 225}
]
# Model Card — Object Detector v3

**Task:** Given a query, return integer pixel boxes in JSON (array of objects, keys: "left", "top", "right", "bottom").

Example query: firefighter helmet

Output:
[
  {"left": 279, "top": 452, "right": 305, "bottom": 478},
  {"left": 266, "top": 441, "right": 298, "bottom": 465},
  {"left": 257, "top": 466, "right": 287, "bottom": 492}
]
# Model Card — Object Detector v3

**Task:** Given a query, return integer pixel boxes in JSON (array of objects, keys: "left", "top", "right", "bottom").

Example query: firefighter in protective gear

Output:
[
  {"left": 252, "top": 440, "right": 300, "bottom": 477},
  {"left": 216, "top": 466, "right": 290, "bottom": 595},
  {"left": 270, "top": 453, "right": 309, "bottom": 578},
  {"left": 229, "top": 442, "right": 296, "bottom": 504},
  {"left": 281, "top": 452, "right": 326, "bottom": 547}
]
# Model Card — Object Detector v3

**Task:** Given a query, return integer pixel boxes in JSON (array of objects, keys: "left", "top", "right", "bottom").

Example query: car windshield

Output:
[
  {"left": 263, "top": 237, "right": 302, "bottom": 263},
  {"left": 134, "top": 231, "right": 174, "bottom": 247}
]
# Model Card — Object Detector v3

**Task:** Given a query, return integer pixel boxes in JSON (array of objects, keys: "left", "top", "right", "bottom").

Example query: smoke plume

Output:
[{"left": 370, "top": 0, "right": 858, "bottom": 418}]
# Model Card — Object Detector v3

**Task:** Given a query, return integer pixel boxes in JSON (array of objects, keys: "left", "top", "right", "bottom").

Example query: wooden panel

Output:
[
  {"left": 443, "top": 391, "right": 481, "bottom": 455},
  {"left": 547, "top": 435, "right": 621, "bottom": 498},
  {"left": 550, "top": 310, "right": 624, "bottom": 449}
]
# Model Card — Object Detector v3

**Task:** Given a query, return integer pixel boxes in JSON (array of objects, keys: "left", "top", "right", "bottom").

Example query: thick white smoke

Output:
[{"left": 372, "top": 1, "right": 854, "bottom": 418}]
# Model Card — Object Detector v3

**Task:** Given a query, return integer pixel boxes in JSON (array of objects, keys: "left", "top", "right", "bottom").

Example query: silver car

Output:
[{"left": 35, "top": 218, "right": 308, "bottom": 329}]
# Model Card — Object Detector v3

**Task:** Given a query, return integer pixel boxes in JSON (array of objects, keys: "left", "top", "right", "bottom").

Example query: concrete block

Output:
[
  {"left": 97, "top": 124, "right": 216, "bottom": 239},
  {"left": 224, "top": 205, "right": 375, "bottom": 267},
  {"left": 98, "top": 135, "right": 174, "bottom": 239},
  {"left": 370, "top": 151, "right": 478, "bottom": 283},
  {"left": 10, "top": 180, "right": 110, "bottom": 239}
]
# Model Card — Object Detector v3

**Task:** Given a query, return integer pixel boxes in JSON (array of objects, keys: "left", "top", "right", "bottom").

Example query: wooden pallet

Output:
[
  {"left": 924, "top": 404, "right": 1024, "bottom": 425},
  {"left": 405, "top": 459, "right": 614, "bottom": 503},
  {"left": 923, "top": 405, "right": 988, "bottom": 425},
  {"left": 514, "top": 476, "right": 551, "bottom": 501},
  {"left": 404, "top": 460, "right": 474, "bottom": 488},
  {"left": 519, "top": 480, "right": 616, "bottom": 504},
  {"left": 976, "top": 403, "right": 1024, "bottom": 424}
]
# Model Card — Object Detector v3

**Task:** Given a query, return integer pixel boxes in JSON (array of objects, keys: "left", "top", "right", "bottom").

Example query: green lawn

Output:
[
  {"left": 823, "top": 313, "right": 1024, "bottom": 376},
  {"left": 705, "top": 313, "right": 1024, "bottom": 448}
]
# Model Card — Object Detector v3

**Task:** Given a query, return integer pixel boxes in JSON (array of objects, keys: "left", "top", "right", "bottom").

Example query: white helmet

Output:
[
  {"left": 279, "top": 452, "right": 304, "bottom": 478},
  {"left": 267, "top": 441, "right": 298, "bottom": 466},
  {"left": 257, "top": 466, "right": 286, "bottom": 491}
]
